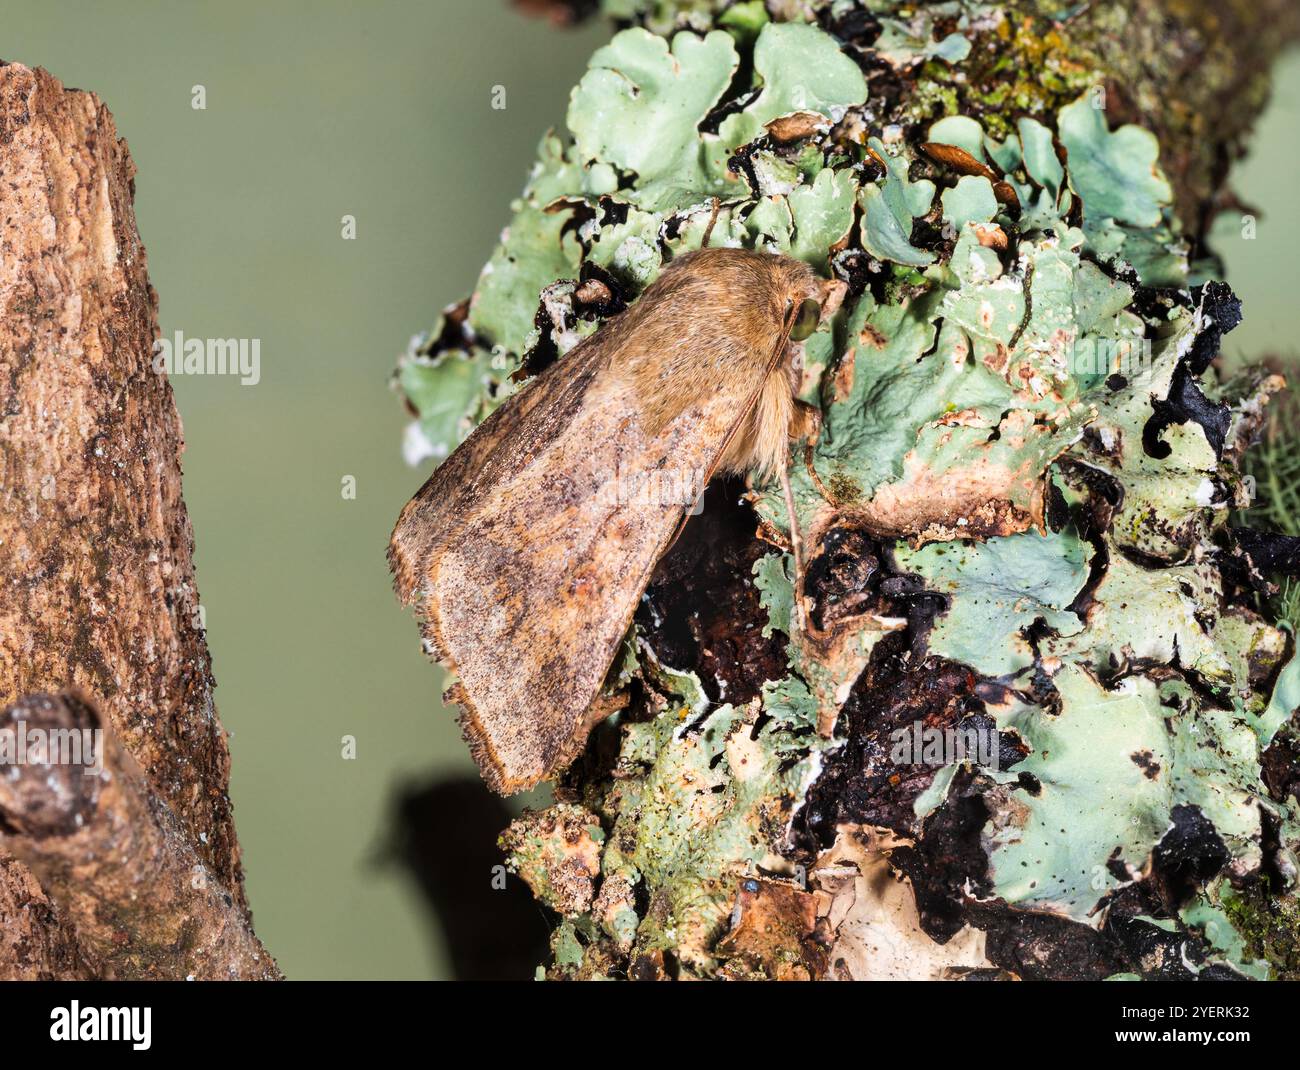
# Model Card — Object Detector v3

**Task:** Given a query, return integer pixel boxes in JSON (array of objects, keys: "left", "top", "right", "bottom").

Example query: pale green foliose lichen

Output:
[
  {"left": 399, "top": 6, "right": 1300, "bottom": 979},
  {"left": 587, "top": 646, "right": 827, "bottom": 972}
]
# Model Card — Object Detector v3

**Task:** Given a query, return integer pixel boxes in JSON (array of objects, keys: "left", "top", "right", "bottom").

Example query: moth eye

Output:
[{"left": 789, "top": 297, "right": 820, "bottom": 341}]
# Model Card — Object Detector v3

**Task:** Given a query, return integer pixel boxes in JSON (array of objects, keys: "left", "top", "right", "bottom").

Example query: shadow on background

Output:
[{"left": 385, "top": 777, "right": 551, "bottom": 980}]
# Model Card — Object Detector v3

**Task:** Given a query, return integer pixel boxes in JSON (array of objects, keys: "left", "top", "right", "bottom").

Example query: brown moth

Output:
[{"left": 389, "top": 247, "right": 839, "bottom": 794}]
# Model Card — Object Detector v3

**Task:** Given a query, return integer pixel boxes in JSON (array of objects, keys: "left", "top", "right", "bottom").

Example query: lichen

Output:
[
  {"left": 499, "top": 804, "right": 605, "bottom": 917},
  {"left": 399, "top": 4, "right": 1300, "bottom": 979}
]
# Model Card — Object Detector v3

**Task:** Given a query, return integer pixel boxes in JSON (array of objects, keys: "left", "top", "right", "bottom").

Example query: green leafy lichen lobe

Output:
[{"left": 399, "top": 5, "right": 1300, "bottom": 979}]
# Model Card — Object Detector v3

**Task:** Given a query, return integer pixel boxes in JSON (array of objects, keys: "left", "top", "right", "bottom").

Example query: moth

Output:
[{"left": 390, "top": 247, "right": 841, "bottom": 794}]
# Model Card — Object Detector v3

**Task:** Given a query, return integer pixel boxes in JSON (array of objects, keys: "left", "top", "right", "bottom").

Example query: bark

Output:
[
  {"left": 0, "top": 62, "right": 276, "bottom": 978},
  {"left": 0, "top": 694, "right": 278, "bottom": 979}
]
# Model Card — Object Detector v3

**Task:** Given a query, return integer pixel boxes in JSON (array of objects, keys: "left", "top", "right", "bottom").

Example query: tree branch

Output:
[
  {"left": 0, "top": 693, "right": 280, "bottom": 979},
  {"left": 0, "top": 61, "right": 273, "bottom": 978}
]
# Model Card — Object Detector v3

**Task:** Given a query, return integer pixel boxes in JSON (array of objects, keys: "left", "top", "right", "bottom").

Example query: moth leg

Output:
[
  {"left": 794, "top": 401, "right": 837, "bottom": 508},
  {"left": 700, "top": 197, "right": 721, "bottom": 248},
  {"left": 779, "top": 450, "right": 808, "bottom": 634},
  {"left": 782, "top": 400, "right": 821, "bottom": 631},
  {"left": 789, "top": 398, "right": 821, "bottom": 444}
]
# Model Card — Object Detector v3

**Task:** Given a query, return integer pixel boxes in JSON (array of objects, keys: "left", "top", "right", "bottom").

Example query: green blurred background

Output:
[{"left": 2, "top": 2, "right": 1295, "bottom": 978}]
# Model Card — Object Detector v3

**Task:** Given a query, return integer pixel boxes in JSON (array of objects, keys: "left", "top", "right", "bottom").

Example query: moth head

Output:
[
  {"left": 776, "top": 259, "right": 847, "bottom": 344},
  {"left": 788, "top": 296, "right": 821, "bottom": 341}
]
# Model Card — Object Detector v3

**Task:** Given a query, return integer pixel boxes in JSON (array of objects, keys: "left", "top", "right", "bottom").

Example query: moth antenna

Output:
[
  {"left": 779, "top": 451, "right": 807, "bottom": 634},
  {"left": 700, "top": 197, "right": 721, "bottom": 248},
  {"left": 803, "top": 442, "right": 837, "bottom": 506}
]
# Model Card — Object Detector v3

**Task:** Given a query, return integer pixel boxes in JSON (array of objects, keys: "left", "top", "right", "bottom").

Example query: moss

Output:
[
  {"left": 910, "top": 11, "right": 1101, "bottom": 137},
  {"left": 1221, "top": 880, "right": 1300, "bottom": 980},
  {"left": 1239, "top": 386, "right": 1300, "bottom": 628}
]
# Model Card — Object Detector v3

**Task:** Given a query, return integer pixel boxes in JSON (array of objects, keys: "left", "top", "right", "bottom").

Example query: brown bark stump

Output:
[{"left": 0, "top": 62, "right": 277, "bottom": 979}]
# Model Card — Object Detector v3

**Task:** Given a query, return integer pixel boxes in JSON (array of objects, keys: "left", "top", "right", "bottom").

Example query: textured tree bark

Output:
[{"left": 0, "top": 62, "right": 276, "bottom": 978}]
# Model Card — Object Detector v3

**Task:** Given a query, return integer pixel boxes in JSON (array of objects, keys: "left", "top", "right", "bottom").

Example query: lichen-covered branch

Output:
[
  {"left": 398, "top": 0, "right": 1300, "bottom": 979},
  {"left": 0, "top": 62, "right": 273, "bottom": 978}
]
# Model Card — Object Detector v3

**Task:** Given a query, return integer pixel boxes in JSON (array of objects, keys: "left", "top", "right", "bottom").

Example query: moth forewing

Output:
[
  {"left": 387, "top": 345, "right": 603, "bottom": 607},
  {"left": 390, "top": 248, "right": 825, "bottom": 794}
]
